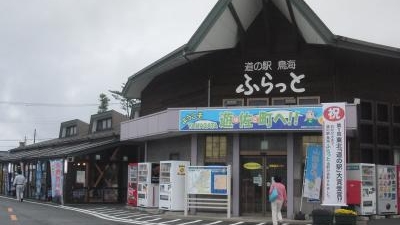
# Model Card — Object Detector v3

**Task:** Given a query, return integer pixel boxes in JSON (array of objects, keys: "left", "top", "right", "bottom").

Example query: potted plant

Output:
[
  {"left": 311, "top": 209, "right": 334, "bottom": 225},
  {"left": 334, "top": 208, "right": 357, "bottom": 225}
]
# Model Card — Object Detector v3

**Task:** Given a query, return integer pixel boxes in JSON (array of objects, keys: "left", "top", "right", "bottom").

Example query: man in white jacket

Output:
[{"left": 13, "top": 170, "right": 26, "bottom": 202}]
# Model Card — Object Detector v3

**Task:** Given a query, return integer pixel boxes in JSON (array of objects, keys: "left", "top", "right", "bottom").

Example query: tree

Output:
[
  {"left": 109, "top": 83, "right": 140, "bottom": 118},
  {"left": 98, "top": 93, "right": 110, "bottom": 113}
]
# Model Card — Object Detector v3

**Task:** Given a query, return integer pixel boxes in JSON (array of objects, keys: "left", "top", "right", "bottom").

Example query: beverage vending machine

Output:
[
  {"left": 397, "top": 165, "right": 400, "bottom": 215},
  {"left": 376, "top": 165, "right": 397, "bottom": 214},
  {"left": 138, "top": 162, "right": 160, "bottom": 207},
  {"left": 159, "top": 160, "right": 190, "bottom": 211},
  {"left": 127, "top": 163, "right": 138, "bottom": 206},
  {"left": 346, "top": 163, "right": 376, "bottom": 215}
]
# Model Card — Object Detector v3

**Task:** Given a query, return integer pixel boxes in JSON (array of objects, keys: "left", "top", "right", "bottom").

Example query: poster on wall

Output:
[
  {"left": 321, "top": 102, "right": 346, "bottom": 206},
  {"left": 303, "top": 144, "right": 323, "bottom": 200},
  {"left": 76, "top": 171, "right": 85, "bottom": 184},
  {"left": 50, "top": 159, "right": 64, "bottom": 203}
]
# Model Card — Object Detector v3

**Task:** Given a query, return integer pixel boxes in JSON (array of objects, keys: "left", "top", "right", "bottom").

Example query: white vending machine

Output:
[
  {"left": 159, "top": 160, "right": 190, "bottom": 211},
  {"left": 346, "top": 163, "right": 376, "bottom": 215},
  {"left": 376, "top": 165, "right": 397, "bottom": 215},
  {"left": 138, "top": 162, "right": 160, "bottom": 207}
]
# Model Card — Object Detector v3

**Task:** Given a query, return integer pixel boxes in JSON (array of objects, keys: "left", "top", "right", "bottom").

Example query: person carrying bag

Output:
[{"left": 269, "top": 176, "right": 287, "bottom": 225}]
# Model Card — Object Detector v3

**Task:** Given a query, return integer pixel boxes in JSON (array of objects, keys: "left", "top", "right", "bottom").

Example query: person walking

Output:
[
  {"left": 13, "top": 170, "right": 26, "bottom": 202},
  {"left": 269, "top": 176, "right": 287, "bottom": 225}
]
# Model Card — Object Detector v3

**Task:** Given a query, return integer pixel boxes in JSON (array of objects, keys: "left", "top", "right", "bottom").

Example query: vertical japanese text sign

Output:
[{"left": 322, "top": 103, "right": 346, "bottom": 206}]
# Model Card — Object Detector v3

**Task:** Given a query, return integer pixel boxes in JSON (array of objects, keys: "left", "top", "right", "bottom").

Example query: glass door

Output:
[
  {"left": 240, "top": 155, "right": 287, "bottom": 216},
  {"left": 240, "top": 156, "right": 264, "bottom": 215}
]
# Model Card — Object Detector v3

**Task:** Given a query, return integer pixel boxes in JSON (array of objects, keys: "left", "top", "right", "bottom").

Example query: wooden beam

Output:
[
  {"left": 94, "top": 164, "right": 109, "bottom": 188},
  {"left": 262, "top": 0, "right": 272, "bottom": 53}
]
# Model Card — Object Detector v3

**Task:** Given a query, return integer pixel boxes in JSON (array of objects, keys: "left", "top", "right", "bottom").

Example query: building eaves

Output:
[
  {"left": 122, "top": 0, "right": 400, "bottom": 100},
  {"left": 9, "top": 130, "right": 119, "bottom": 153},
  {"left": 334, "top": 35, "right": 400, "bottom": 59},
  {"left": 2, "top": 137, "right": 119, "bottom": 162},
  {"left": 185, "top": 0, "right": 232, "bottom": 53}
]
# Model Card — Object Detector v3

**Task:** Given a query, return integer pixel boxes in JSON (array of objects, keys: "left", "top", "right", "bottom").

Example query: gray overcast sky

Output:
[{"left": 1, "top": 0, "right": 399, "bottom": 151}]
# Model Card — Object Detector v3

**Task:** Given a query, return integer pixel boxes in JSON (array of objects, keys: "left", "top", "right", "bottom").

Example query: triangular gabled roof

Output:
[{"left": 123, "top": 0, "right": 400, "bottom": 99}]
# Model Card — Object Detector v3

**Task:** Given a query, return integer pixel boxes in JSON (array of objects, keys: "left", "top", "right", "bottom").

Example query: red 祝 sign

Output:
[{"left": 323, "top": 106, "right": 345, "bottom": 122}]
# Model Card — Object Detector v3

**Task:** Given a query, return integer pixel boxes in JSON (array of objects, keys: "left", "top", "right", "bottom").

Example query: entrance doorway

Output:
[{"left": 240, "top": 155, "right": 287, "bottom": 216}]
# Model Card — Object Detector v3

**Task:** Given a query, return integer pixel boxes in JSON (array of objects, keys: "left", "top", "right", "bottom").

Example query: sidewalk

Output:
[
  {"left": 126, "top": 206, "right": 375, "bottom": 225},
  {"left": 159, "top": 210, "right": 372, "bottom": 225},
  {"left": 126, "top": 206, "right": 313, "bottom": 224}
]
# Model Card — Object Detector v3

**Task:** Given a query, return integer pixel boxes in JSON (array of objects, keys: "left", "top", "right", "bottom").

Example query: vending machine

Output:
[
  {"left": 397, "top": 165, "right": 400, "bottom": 215},
  {"left": 137, "top": 162, "right": 160, "bottom": 207},
  {"left": 159, "top": 160, "right": 190, "bottom": 211},
  {"left": 376, "top": 165, "right": 397, "bottom": 214},
  {"left": 346, "top": 163, "right": 376, "bottom": 215},
  {"left": 127, "top": 163, "right": 138, "bottom": 206}
]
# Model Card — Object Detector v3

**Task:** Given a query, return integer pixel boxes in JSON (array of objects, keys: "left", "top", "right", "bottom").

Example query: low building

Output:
[{"left": 0, "top": 110, "right": 143, "bottom": 204}]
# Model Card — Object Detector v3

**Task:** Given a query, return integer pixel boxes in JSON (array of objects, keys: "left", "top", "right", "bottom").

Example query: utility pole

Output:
[{"left": 34, "top": 129, "right": 36, "bottom": 144}]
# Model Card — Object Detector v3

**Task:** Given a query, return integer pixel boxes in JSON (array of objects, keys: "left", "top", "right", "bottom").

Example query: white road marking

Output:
[
  {"left": 203, "top": 221, "right": 222, "bottom": 225},
  {"left": 145, "top": 218, "right": 162, "bottom": 222},
  {"left": 107, "top": 211, "right": 133, "bottom": 216},
  {"left": 176, "top": 219, "right": 203, "bottom": 225},
  {"left": 230, "top": 222, "right": 244, "bottom": 225},
  {"left": 92, "top": 209, "right": 126, "bottom": 213},
  {"left": 134, "top": 215, "right": 157, "bottom": 220},
  {"left": 159, "top": 219, "right": 182, "bottom": 224},
  {"left": 119, "top": 213, "right": 145, "bottom": 219}
]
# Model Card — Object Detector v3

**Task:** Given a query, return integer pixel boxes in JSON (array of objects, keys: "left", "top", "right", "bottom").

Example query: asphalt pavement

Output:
[{"left": 2, "top": 195, "right": 400, "bottom": 225}]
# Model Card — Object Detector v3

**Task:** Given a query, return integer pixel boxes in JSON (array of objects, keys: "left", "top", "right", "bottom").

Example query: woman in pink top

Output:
[{"left": 269, "top": 176, "right": 287, "bottom": 225}]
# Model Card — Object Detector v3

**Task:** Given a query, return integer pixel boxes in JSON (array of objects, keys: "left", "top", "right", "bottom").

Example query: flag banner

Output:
[
  {"left": 322, "top": 103, "right": 346, "bottom": 206},
  {"left": 50, "top": 159, "right": 64, "bottom": 201},
  {"left": 303, "top": 144, "right": 323, "bottom": 199}
]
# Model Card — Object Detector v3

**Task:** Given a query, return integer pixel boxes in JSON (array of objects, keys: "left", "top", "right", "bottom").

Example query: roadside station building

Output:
[{"left": 120, "top": 0, "right": 400, "bottom": 218}]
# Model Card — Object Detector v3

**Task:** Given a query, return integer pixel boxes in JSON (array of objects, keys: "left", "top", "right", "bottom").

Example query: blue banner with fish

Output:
[{"left": 179, "top": 107, "right": 323, "bottom": 131}]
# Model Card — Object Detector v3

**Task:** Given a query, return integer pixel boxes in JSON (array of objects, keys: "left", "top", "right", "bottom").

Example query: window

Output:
[
  {"left": 271, "top": 97, "right": 296, "bottom": 105},
  {"left": 377, "top": 103, "right": 389, "bottom": 122},
  {"left": 360, "top": 101, "right": 373, "bottom": 121},
  {"left": 66, "top": 126, "right": 77, "bottom": 137},
  {"left": 360, "top": 124, "right": 374, "bottom": 144},
  {"left": 205, "top": 135, "right": 227, "bottom": 164},
  {"left": 169, "top": 153, "right": 180, "bottom": 160},
  {"left": 222, "top": 98, "right": 244, "bottom": 107},
  {"left": 247, "top": 98, "right": 268, "bottom": 106},
  {"left": 377, "top": 126, "right": 389, "bottom": 145},
  {"left": 393, "top": 127, "right": 400, "bottom": 146},
  {"left": 395, "top": 149, "right": 400, "bottom": 165},
  {"left": 361, "top": 148, "right": 374, "bottom": 163},
  {"left": 297, "top": 96, "right": 320, "bottom": 105},
  {"left": 378, "top": 149, "right": 392, "bottom": 165},
  {"left": 96, "top": 118, "right": 112, "bottom": 131},
  {"left": 393, "top": 105, "right": 400, "bottom": 124},
  {"left": 61, "top": 125, "right": 77, "bottom": 138}
]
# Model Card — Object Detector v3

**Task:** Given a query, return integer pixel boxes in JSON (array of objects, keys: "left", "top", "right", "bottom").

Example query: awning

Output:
[{"left": 3, "top": 138, "right": 119, "bottom": 162}]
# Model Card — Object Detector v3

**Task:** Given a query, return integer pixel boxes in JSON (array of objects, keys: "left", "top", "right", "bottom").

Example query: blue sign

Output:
[
  {"left": 303, "top": 144, "right": 323, "bottom": 199},
  {"left": 179, "top": 107, "right": 323, "bottom": 131}
]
